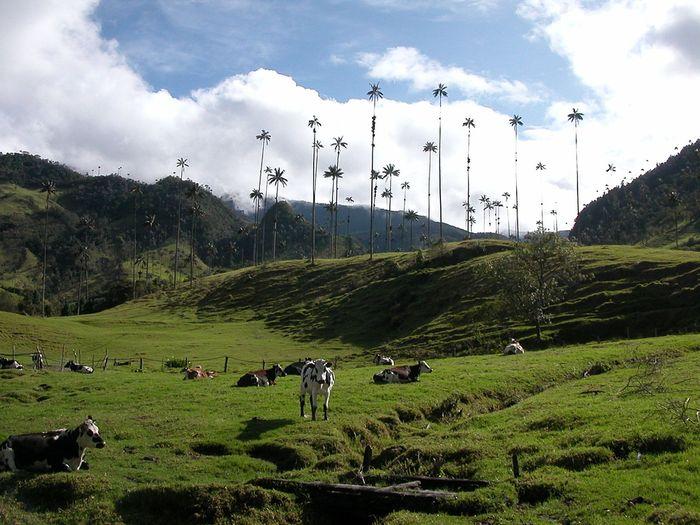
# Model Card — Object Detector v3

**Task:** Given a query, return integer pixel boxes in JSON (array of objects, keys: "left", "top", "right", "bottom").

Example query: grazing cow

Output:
[
  {"left": 237, "top": 364, "right": 286, "bottom": 387},
  {"left": 0, "top": 416, "right": 105, "bottom": 473},
  {"left": 300, "top": 359, "right": 335, "bottom": 421},
  {"left": 0, "top": 357, "right": 23, "bottom": 370},
  {"left": 64, "top": 361, "right": 94, "bottom": 374},
  {"left": 183, "top": 366, "right": 218, "bottom": 380},
  {"left": 373, "top": 360, "right": 433, "bottom": 384},
  {"left": 503, "top": 339, "right": 525, "bottom": 355},
  {"left": 373, "top": 354, "right": 394, "bottom": 366},
  {"left": 32, "top": 350, "right": 46, "bottom": 370},
  {"left": 284, "top": 358, "right": 312, "bottom": 376}
]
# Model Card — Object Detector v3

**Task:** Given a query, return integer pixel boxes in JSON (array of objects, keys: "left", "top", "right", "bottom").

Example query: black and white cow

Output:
[
  {"left": 237, "top": 364, "right": 286, "bottom": 387},
  {"left": 0, "top": 416, "right": 105, "bottom": 472},
  {"left": 0, "top": 357, "right": 23, "bottom": 370},
  {"left": 373, "top": 354, "right": 394, "bottom": 366},
  {"left": 300, "top": 359, "right": 335, "bottom": 421},
  {"left": 373, "top": 360, "right": 433, "bottom": 384},
  {"left": 503, "top": 339, "right": 525, "bottom": 355},
  {"left": 64, "top": 361, "right": 94, "bottom": 374},
  {"left": 284, "top": 358, "right": 312, "bottom": 376}
]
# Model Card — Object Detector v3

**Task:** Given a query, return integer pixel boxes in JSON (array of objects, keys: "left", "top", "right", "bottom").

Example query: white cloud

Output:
[
  {"left": 357, "top": 47, "right": 537, "bottom": 104},
  {"left": 361, "top": 0, "right": 501, "bottom": 12}
]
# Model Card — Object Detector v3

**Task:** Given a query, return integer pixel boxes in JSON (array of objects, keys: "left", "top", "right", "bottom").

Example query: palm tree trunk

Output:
[
  {"left": 334, "top": 150, "right": 340, "bottom": 258},
  {"left": 574, "top": 123, "right": 580, "bottom": 216},
  {"left": 346, "top": 211, "right": 350, "bottom": 256},
  {"left": 190, "top": 216, "right": 195, "bottom": 286},
  {"left": 76, "top": 268, "right": 82, "bottom": 316},
  {"left": 466, "top": 129, "right": 471, "bottom": 239},
  {"left": 174, "top": 170, "right": 184, "bottom": 288},
  {"left": 41, "top": 196, "right": 49, "bottom": 317},
  {"left": 427, "top": 151, "right": 432, "bottom": 242},
  {"left": 369, "top": 103, "right": 377, "bottom": 260},
  {"left": 255, "top": 140, "right": 266, "bottom": 265},
  {"left": 311, "top": 133, "right": 317, "bottom": 264},
  {"left": 261, "top": 180, "right": 269, "bottom": 263},
  {"left": 506, "top": 204, "right": 511, "bottom": 238},
  {"left": 273, "top": 185, "right": 280, "bottom": 260},
  {"left": 514, "top": 128, "right": 520, "bottom": 241},
  {"left": 388, "top": 177, "right": 393, "bottom": 251},
  {"left": 438, "top": 96, "right": 443, "bottom": 241},
  {"left": 410, "top": 221, "right": 414, "bottom": 249},
  {"left": 402, "top": 191, "right": 406, "bottom": 250},
  {"left": 132, "top": 195, "right": 137, "bottom": 300}
]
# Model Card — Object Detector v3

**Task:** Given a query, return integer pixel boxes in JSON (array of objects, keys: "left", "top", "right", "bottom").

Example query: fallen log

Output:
[{"left": 364, "top": 474, "right": 489, "bottom": 491}]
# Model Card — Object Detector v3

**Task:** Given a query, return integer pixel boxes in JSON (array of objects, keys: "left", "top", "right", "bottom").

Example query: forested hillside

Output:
[{"left": 571, "top": 140, "right": 700, "bottom": 248}]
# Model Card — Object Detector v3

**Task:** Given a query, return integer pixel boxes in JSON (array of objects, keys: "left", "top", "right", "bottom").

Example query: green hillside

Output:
[{"left": 571, "top": 139, "right": 700, "bottom": 249}]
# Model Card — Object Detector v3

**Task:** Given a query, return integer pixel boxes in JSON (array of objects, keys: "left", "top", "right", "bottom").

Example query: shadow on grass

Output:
[{"left": 237, "top": 417, "right": 295, "bottom": 441}]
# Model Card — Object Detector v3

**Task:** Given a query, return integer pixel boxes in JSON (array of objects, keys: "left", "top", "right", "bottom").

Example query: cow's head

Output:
[
  {"left": 311, "top": 359, "right": 332, "bottom": 382},
  {"left": 78, "top": 416, "right": 105, "bottom": 449},
  {"left": 272, "top": 364, "right": 286, "bottom": 377},
  {"left": 418, "top": 360, "right": 433, "bottom": 373}
]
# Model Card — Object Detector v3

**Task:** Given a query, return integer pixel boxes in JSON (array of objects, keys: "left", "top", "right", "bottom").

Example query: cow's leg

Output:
[
  {"left": 299, "top": 393, "right": 305, "bottom": 418},
  {"left": 0, "top": 446, "right": 16, "bottom": 472},
  {"left": 323, "top": 392, "right": 331, "bottom": 421},
  {"left": 310, "top": 391, "right": 318, "bottom": 421},
  {"left": 80, "top": 461, "right": 90, "bottom": 470}
]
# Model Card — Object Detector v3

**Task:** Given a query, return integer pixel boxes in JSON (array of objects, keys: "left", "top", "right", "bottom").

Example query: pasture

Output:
[{"left": 1, "top": 334, "right": 699, "bottom": 524}]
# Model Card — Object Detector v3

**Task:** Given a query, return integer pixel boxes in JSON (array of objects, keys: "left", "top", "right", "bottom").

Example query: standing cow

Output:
[
  {"left": 300, "top": 359, "right": 335, "bottom": 421},
  {"left": 0, "top": 416, "right": 105, "bottom": 472}
]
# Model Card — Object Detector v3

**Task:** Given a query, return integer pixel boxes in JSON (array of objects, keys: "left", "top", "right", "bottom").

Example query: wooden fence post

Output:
[
  {"left": 139, "top": 357, "right": 143, "bottom": 371},
  {"left": 512, "top": 452, "right": 520, "bottom": 478},
  {"left": 224, "top": 356, "right": 229, "bottom": 373},
  {"left": 60, "top": 346, "right": 65, "bottom": 370},
  {"left": 102, "top": 355, "right": 109, "bottom": 371},
  {"left": 262, "top": 360, "right": 266, "bottom": 370},
  {"left": 91, "top": 353, "right": 95, "bottom": 369}
]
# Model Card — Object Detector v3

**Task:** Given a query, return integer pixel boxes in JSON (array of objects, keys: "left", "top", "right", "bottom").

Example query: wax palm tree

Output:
[
  {"left": 432, "top": 83, "right": 448, "bottom": 240},
  {"left": 370, "top": 169, "right": 381, "bottom": 248},
  {"left": 260, "top": 166, "right": 273, "bottom": 263},
  {"left": 367, "top": 83, "right": 383, "bottom": 259},
  {"left": 401, "top": 181, "right": 410, "bottom": 250},
  {"left": 345, "top": 196, "right": 354, "bottom": 256},
  {"left": 405, "top": 210, "right": 419, "bottom": 249},
  {"left": 423, "top": 141, "right": 437, "bottom": 241},
  {"left": 77, "top": 244, "right": 89, "bottom": 315},
  {"left": 254, "top": 130, "right": 271, "bottom": 264},
  {"left": 462, "top": 116, "right": 475, "bottom": 238},
  {"left": 144, "top": 213, "right": 156, "bottom": 288},
  {"left": 77, "top": 215, "right": 95, "bottom": 304},
  {"left": 268, "top": 167, "right": 288, "bottom": 260},
  {"left": 493, "top": 200, "right": 503, "bottom": 235},
  {"left": 174, "top": 157, "right": 188, "bottom": 287},
  {"left": 380, "top": 187, "right": 391, "bottom": 249},
  {"left": 536, "top": 162, "right": 546, "bottom": 227},
  {"left": 509, "top": 115, "right": 523, "bottom": 239},
  {"left": 468, "top": 215, "right": 476, "bottom": 234},
  {"left": 39, "top": 179, "right": 56, "bottom": 316},
  {"left": 486, "top": 201, "right": 494, "bottom": 230},
  {"left": 189, "top": 202, "right": 204, "bottom": 285},
  {"left": 479, "top": 195, "right": 489, "bottom": 233},
  {"left": 129, "top": 184, "right": 143, "bottom": 299},
  {"left": 323, "top": 164, "right": 343, "bottom": 257},
  {"left": 568, "top": 108, "right": 584, "bottom": 215},
  {"left": 550, "top": 209, "right": 558, "bottom": 232},
  {"left": 331, "top": 136, "right": 348, "bottom": 257},
  {"left": 382, "top": 163, "right": 400, "bottom": 250},
  {"left": 308, "top": 116, "right": 321, "bottom": 263},
  {"left": 502, "top": 192, "right": 511, "bottom": 238}
]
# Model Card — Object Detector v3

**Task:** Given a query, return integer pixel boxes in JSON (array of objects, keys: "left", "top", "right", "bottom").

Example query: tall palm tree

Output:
[
  {"left": 174, "top": 157, "right": 188, "bottom": 287},
  {"left": 502, "top": 192, "right": 511, "bottom": 238},
  {"left": 509, "top": 115, "right": 523, "bottom": 240},
  {"left": 345, "top": 196, "right": 354, "bottom": 255},
  {"left": 486, "top": 201, "right": 494, "bottom": 231},
  {"left": 77, "top": 215, "right": 95, "bottom": 305},
  {"left": 323, "top": 164, "right": 343, "bottom": 257},
  {"left": 381, "top": 187, "right": 392, "bottom": 249},
  {"left": 268, "top": 167, "right": 288, "bottom": 261},
  {"left": 331, "top": 136, "right": 348, "bottom": 258},
  {"left": 144, "top": 213, "right": 156, "bottom": 289},
  {"left": 405, "top": 210, "right": 419, "bottom": 249},
  {"left": 423, "top": 141, "right": 437, "bottom": 241},
  {"left": 382, "top": 163, "right": 400, "bottom": 250},
  {"left": 260, "top": 166, "right": 273, "bottom": 263},
  {"left": 479, "top": 195, "right": 489, "bottom": 233},
  {"left": 536, "top": 162, "right": 546, "bottom": 227},
  {"left": 462, "top": 116, "right": 475, "bottom": 238},
  {"left": 189, "top": 202, "right": 204, "bottom": 285},
  {"left": 77, "top": 244, "right": 89, "bottom": 315},
  {"left": 401, "top": 181, "right": 410, "bottom": 250},
  {"left": 367, "top": 83, "right": 383, "bottom": 259},
  {"left": 250, "top": 187, "right": 263, "bottom": 255},
  {"left": 432, "top": 83, "right": 448, "bottom": 241},
  {"left": 254, "top": 130, "right": 271, "bottom": 264},
  {"left": 568, "top": 108, "right": 584, "bottom": 215},
  {"left": 493, "top": 200, "right": 503, "bottom": 235},
  {"left": 40, "top": 179, "right": 56, "bottom": 317},
  {"left": 129, "top": 184, "right": 143, "bottom": 299},
  {"left": 468, "top": 215, "right": 476, "bottom": 233},
  {"left": 308, "top": 116, "right": 322, "bottom": 263},
  {"left": 550, "top": 209, "right": 558, "bottom": 232}
]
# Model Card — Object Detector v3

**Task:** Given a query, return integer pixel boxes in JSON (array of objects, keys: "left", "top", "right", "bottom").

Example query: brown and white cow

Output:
[{"left": 183, "top": 366, "right": 218, "bottom": 380}]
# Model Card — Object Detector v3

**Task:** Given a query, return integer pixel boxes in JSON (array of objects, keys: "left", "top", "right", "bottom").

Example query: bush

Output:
[{"left": 164, "top": 357, "right": 188, "bottom": 369}]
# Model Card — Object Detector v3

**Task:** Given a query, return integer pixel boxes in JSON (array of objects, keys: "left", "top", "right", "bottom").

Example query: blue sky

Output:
[{"left": 94, "top": 0, "right": 585, "bottom": 125}]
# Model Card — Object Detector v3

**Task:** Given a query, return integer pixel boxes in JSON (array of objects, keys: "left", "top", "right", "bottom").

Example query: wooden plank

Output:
[{"left": 364, "top": 474, "right": 489, "bottom": 491}]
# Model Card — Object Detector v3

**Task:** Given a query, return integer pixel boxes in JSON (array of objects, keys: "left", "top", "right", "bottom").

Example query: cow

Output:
[
  {"left": 0, "top": 357, "right": 23, "bottom": 370},
  {"left": 183, "top": 366, "right": 218, "bottom": 380},
  {"left": 64, "top": 361, "right": 94, "bottom": 373},
  {"left": 373, "top": 354, "right": 394, "bottom": 366},
  {"left": 503, "top": 339, "right": 525, "bottom": 355},
  {"left": 237, "top": 364, "right": 286, "bottom": 387},
  {"left": 0, "top": 416, "right": 105, "bottom": 473},
  {"left": 32, "top": 350, "right": 46, "bottom": 370},
  {"left": 373, "top": 360, "right": 433, "bottom": 384},
  {"left": 284, "top": 358, "right": 312, "bottom": 376},
  {"left": 300, "top": 359, "right": 335, "bottom": 421}
]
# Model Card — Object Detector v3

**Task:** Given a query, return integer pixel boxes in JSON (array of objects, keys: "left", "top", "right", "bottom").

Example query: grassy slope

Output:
[{"left": 0, "top": 336, "right": 698, "bottom": 523}]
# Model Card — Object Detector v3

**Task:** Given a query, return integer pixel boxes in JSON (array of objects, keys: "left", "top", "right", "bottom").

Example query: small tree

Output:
[{"left": 484, "top": 229, "right": 586, "bottom": 342}]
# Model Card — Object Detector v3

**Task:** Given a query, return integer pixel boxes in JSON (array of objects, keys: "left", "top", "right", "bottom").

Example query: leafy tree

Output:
[
  {"left": 422, "top": 141, "right": 437, "bottom": 241},
  {"left": 568, "top": 108, "right": 584, "bottom": 215},
  {"left": 268, "top": 167, "right": 288, "bottom": 261},
  {"left": 432, "top": 83, "right": 447, "bottom": 241},
  {"left": 484, "top": 229, "right": 585, "bottom": 342},
  {"left": 367, "top": 83, "right": 383, "bottom": 259},
  {"left": 40, "top": 179, "right": 56, "bottom": 316},
  {"left": 509, "top": 115, "right": 523, "bottom": 239}
]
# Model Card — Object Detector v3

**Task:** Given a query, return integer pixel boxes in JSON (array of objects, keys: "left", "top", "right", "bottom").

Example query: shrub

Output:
[{"left": 164, "top": 357, "right": 188, "bottom": 369}]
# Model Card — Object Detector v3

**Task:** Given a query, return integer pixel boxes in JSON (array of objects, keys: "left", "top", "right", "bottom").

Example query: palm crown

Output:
[
  {"left": 382, "top": 163, "right": 400, "bottom": 179},
  {"left": 41, "top": 179, "right": 56, "bottom": 196},
  {"left": 256, "top": 130, "right": 271, "bottom": 143},
  {"left": 268, "top": 168, "right": 288, "bottom": 187},
  {"left": 536, "top": 162, "right": 546, "bottom": 171},
  {"left": 423, "top": 141, "right": 437, "bottom": 153},
  {"left": 567, "top": 108, "right": 584, "bottom": 125},
  {"left": 432, "top": 83, "right": 447, "bottom": 99},
  {"left": 509, "top": 115, "right": 523, "bottom": 128},
  {"left": 367, "top": 83, "right": 383, "bottom": 103},
  {"left": 401, "top": 181, "right": 410, "bottom": 190},
  {"left": 332, "top": 136, "right": 348, "bottom": 153},
  {"left": 176, "top": 158, "right": 189, "bottom": 169},
  {"left": 323, "top": 165, "right": 343, "bottom": 181},
  {"left": 462, "top": 117, "right": 475, "bottom": 129},
  {"left": 308, "top": 116, "right": 321, "bottom": 131},
  {"left": 249, "top": 188, "right": 263, "bottom": 202}
]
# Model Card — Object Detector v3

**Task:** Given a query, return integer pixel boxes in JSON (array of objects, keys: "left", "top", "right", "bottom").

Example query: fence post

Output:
[
  {"left": 512, "top": 452, "right": 520, "bottom": 478},
  {"left": 102, "top": 355, "right": 109, "bottom": 371},
  {"left": 60, "top": 347, "right": 64, "bottom": 371},
  {"left": 262, "top": 360, "right": 265, "bottom": 370},
  {"left": 139, "top": 357, "right": 143, "bottom": 371},
  {"left": 185, "top": 356, "right": 188, "bottom": 368},
  {"left": 224, "top": 356, "right": 229, "bottom": 373},
  {"left": 91, "top": 353, "right": 95, "bottom": 369}
]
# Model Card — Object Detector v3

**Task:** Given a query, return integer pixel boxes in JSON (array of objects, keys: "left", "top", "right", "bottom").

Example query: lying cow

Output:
[
  {"left": 300, "top": 359, "right": 335, "bottom": 421},
  {"left": 237, "top": 364, "right": 286, "bottom": 387},
  {"left": 373, "top": 354, "right": 394, "bottom": 366},
  {"left": 373, "top": 360, "right": 433, "bottom": 384},
  {"left": 284, "top": 358, "right": 312, "bottom": 376},
  {"left": 0, "top": 357, "right": 23, "bottom": 370},
  {"left": 64, "top": 361, "right": 94, "bottom": 373},
  {"left": 183, "top": 366, "right": 218, "bottom": 380},
  {"left": 0, "top": 416, "right": 105, "bottom": 472},
  {"left": 503, "top": 339, "right": 525, "bottom": 355}
]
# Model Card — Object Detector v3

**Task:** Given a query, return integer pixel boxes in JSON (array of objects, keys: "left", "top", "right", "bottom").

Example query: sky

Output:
[{"left": 1, "top": 0, "right": 699, "bottom": 233}]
